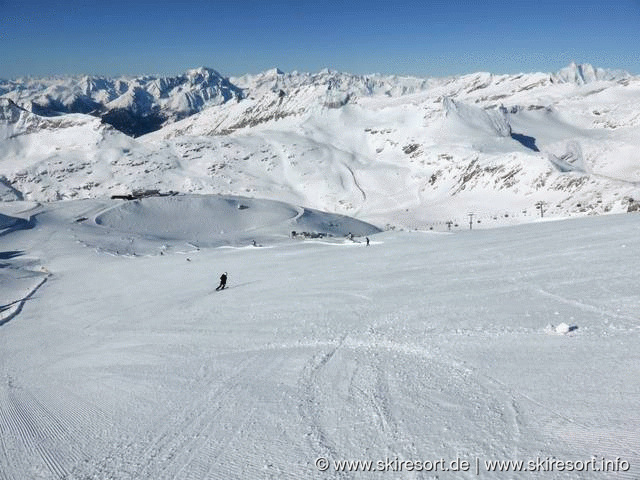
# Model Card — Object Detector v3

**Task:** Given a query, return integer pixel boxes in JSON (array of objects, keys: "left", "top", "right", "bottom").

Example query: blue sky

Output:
[{"left": 1, "top": 0, "right": 639, "bottom": 79}]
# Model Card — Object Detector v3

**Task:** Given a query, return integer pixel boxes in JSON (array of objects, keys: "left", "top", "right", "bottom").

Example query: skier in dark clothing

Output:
[
  {"left": 216, "top": 272, "right": 228, "bottom": 291},
  {"left": 366, "top": 237, "right": 370, "bottom": 246}
]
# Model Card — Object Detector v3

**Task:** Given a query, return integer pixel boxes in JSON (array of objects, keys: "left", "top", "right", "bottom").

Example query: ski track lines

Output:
[
  {"left": 431, "top": 344, "right": 639, "bottom": 474},
  {"left": 295, "top": 334, "right": 526, "bottom": 479},
  {"left": 296, "top": 336, "right": 407, "bottom": 478},
  {"left": 0, "top": 315, "right": 628, "bottom": 479},
  {"left": 342, "top": 162, "right": 366, "bottom": 202},
  {"left": 535, "top": 286, "right": 638, "bottom": 323},
  {"left": 0, "top": 377, "right": 87, "bottom": 480},
  {"left": 86, "top": 352, "right": 289, "bottom": 480},
  {"left": 298, "top": 336, "right": 346, "bottom": 472},
  {"left": 2, "top": 210, "right": 639, "bottom": 478}
]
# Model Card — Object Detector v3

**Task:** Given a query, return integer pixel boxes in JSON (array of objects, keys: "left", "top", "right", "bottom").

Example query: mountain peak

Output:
[
  {"left": 263, "top": 68, "right": 285, "bottom": 77},
  {"left": 185, "top": 66, "right": 223, "bottom": 80},
  {"left": 554, "top": 62, "right": 630, "bottom": 84},
  {"left": 0, "top": 98, "right": 27, "bottom": 123}
]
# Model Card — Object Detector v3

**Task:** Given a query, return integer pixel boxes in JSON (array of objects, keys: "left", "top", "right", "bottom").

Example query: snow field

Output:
[{"left": 0, "top": 197, "right": 638, "bottom": 478}]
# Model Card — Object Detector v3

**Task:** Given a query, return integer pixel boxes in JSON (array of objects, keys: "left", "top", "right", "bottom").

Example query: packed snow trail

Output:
[{"left": 0, "top": 198, "right": 638, "bottom": 479}]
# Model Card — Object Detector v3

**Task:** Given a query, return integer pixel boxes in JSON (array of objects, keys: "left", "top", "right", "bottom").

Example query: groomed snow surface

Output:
[{"left": 1, "top": 195, "right": 639, "bottom": 479}]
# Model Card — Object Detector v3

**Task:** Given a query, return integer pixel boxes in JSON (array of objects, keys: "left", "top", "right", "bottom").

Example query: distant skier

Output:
[
  {"left": 216, "top": 272, "right": 228, "bottom": 291},
  {"left": 366, "top": 237, "right": 370, "bottom": 246}
]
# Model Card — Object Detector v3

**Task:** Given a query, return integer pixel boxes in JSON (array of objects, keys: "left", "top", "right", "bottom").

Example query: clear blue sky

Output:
[{"left": 1, "top": 0, "right": 639, "bottom": 79}]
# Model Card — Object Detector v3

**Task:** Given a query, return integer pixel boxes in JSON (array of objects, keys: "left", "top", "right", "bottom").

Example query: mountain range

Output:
[{"left": 1, "top": 62, "right": 638, "bottom": 230}]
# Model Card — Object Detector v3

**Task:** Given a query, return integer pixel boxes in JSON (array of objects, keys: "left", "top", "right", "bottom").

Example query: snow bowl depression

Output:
[{"left": 93, "top": 194, "right": 380, "bottom": 247}]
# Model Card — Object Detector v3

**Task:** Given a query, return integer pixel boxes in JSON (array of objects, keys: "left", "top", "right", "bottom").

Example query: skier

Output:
[
  {"left": 216, "top": 272, "right": 228, "bottom": 291},
  {"left": 366, "top": 237, "right": 370, "bottom": 246}
]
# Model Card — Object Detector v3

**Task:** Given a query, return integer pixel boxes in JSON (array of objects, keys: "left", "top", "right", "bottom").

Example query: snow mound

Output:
[
  {"left": 95, "top": 195, "right": 297, "bottom": 240},
  {"left": 294, "top": 207, "right": 381, "bottom": 237},
  {"left": 545, "top": 322, "right": 578, "bottom": 335},
  {"left": 93, "top": 194, "right": 380, "bottom": 248}
]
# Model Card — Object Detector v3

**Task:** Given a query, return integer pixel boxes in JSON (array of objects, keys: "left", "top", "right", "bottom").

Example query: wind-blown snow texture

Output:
[
  {"left": 0, "top": 196, "right": 638, "bottom": 479},
  {"left": 1, "top": 62, "right": 639, "bottom": 230}
]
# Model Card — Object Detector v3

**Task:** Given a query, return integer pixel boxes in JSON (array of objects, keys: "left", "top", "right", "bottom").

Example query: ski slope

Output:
[{"left": 0, "top": 196, "right": 638, "bottom": 479}]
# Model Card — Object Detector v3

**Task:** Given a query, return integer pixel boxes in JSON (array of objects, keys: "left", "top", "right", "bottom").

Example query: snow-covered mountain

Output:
[
  {"left": 1, "top": 63, "right": 639, "bottom": 229},
  {"left": 553, "top": 62, "right": 632, "bottom": 85},
  {"left": 0, "top": 67, "right": 243, "bottom": 136}
]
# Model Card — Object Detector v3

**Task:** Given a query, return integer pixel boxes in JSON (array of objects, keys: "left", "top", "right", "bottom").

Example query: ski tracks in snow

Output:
[
  {"left": 535, "top": 286, "right": 638, "bottom": 323},
  {"left": 136, "top": 356, "right": 262, "bottom": 480},
  {"left": 298, "top": 335, "right": 347, "bottom": 474},
  {"left": 0, "top": 376, "right": 92, "bottom": 480},
  {"left": 294, "top": 321, "right": 531, "bottom": 478},
  {"left": 79, "top": 351, "right": 296, "bottom": 480}
]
